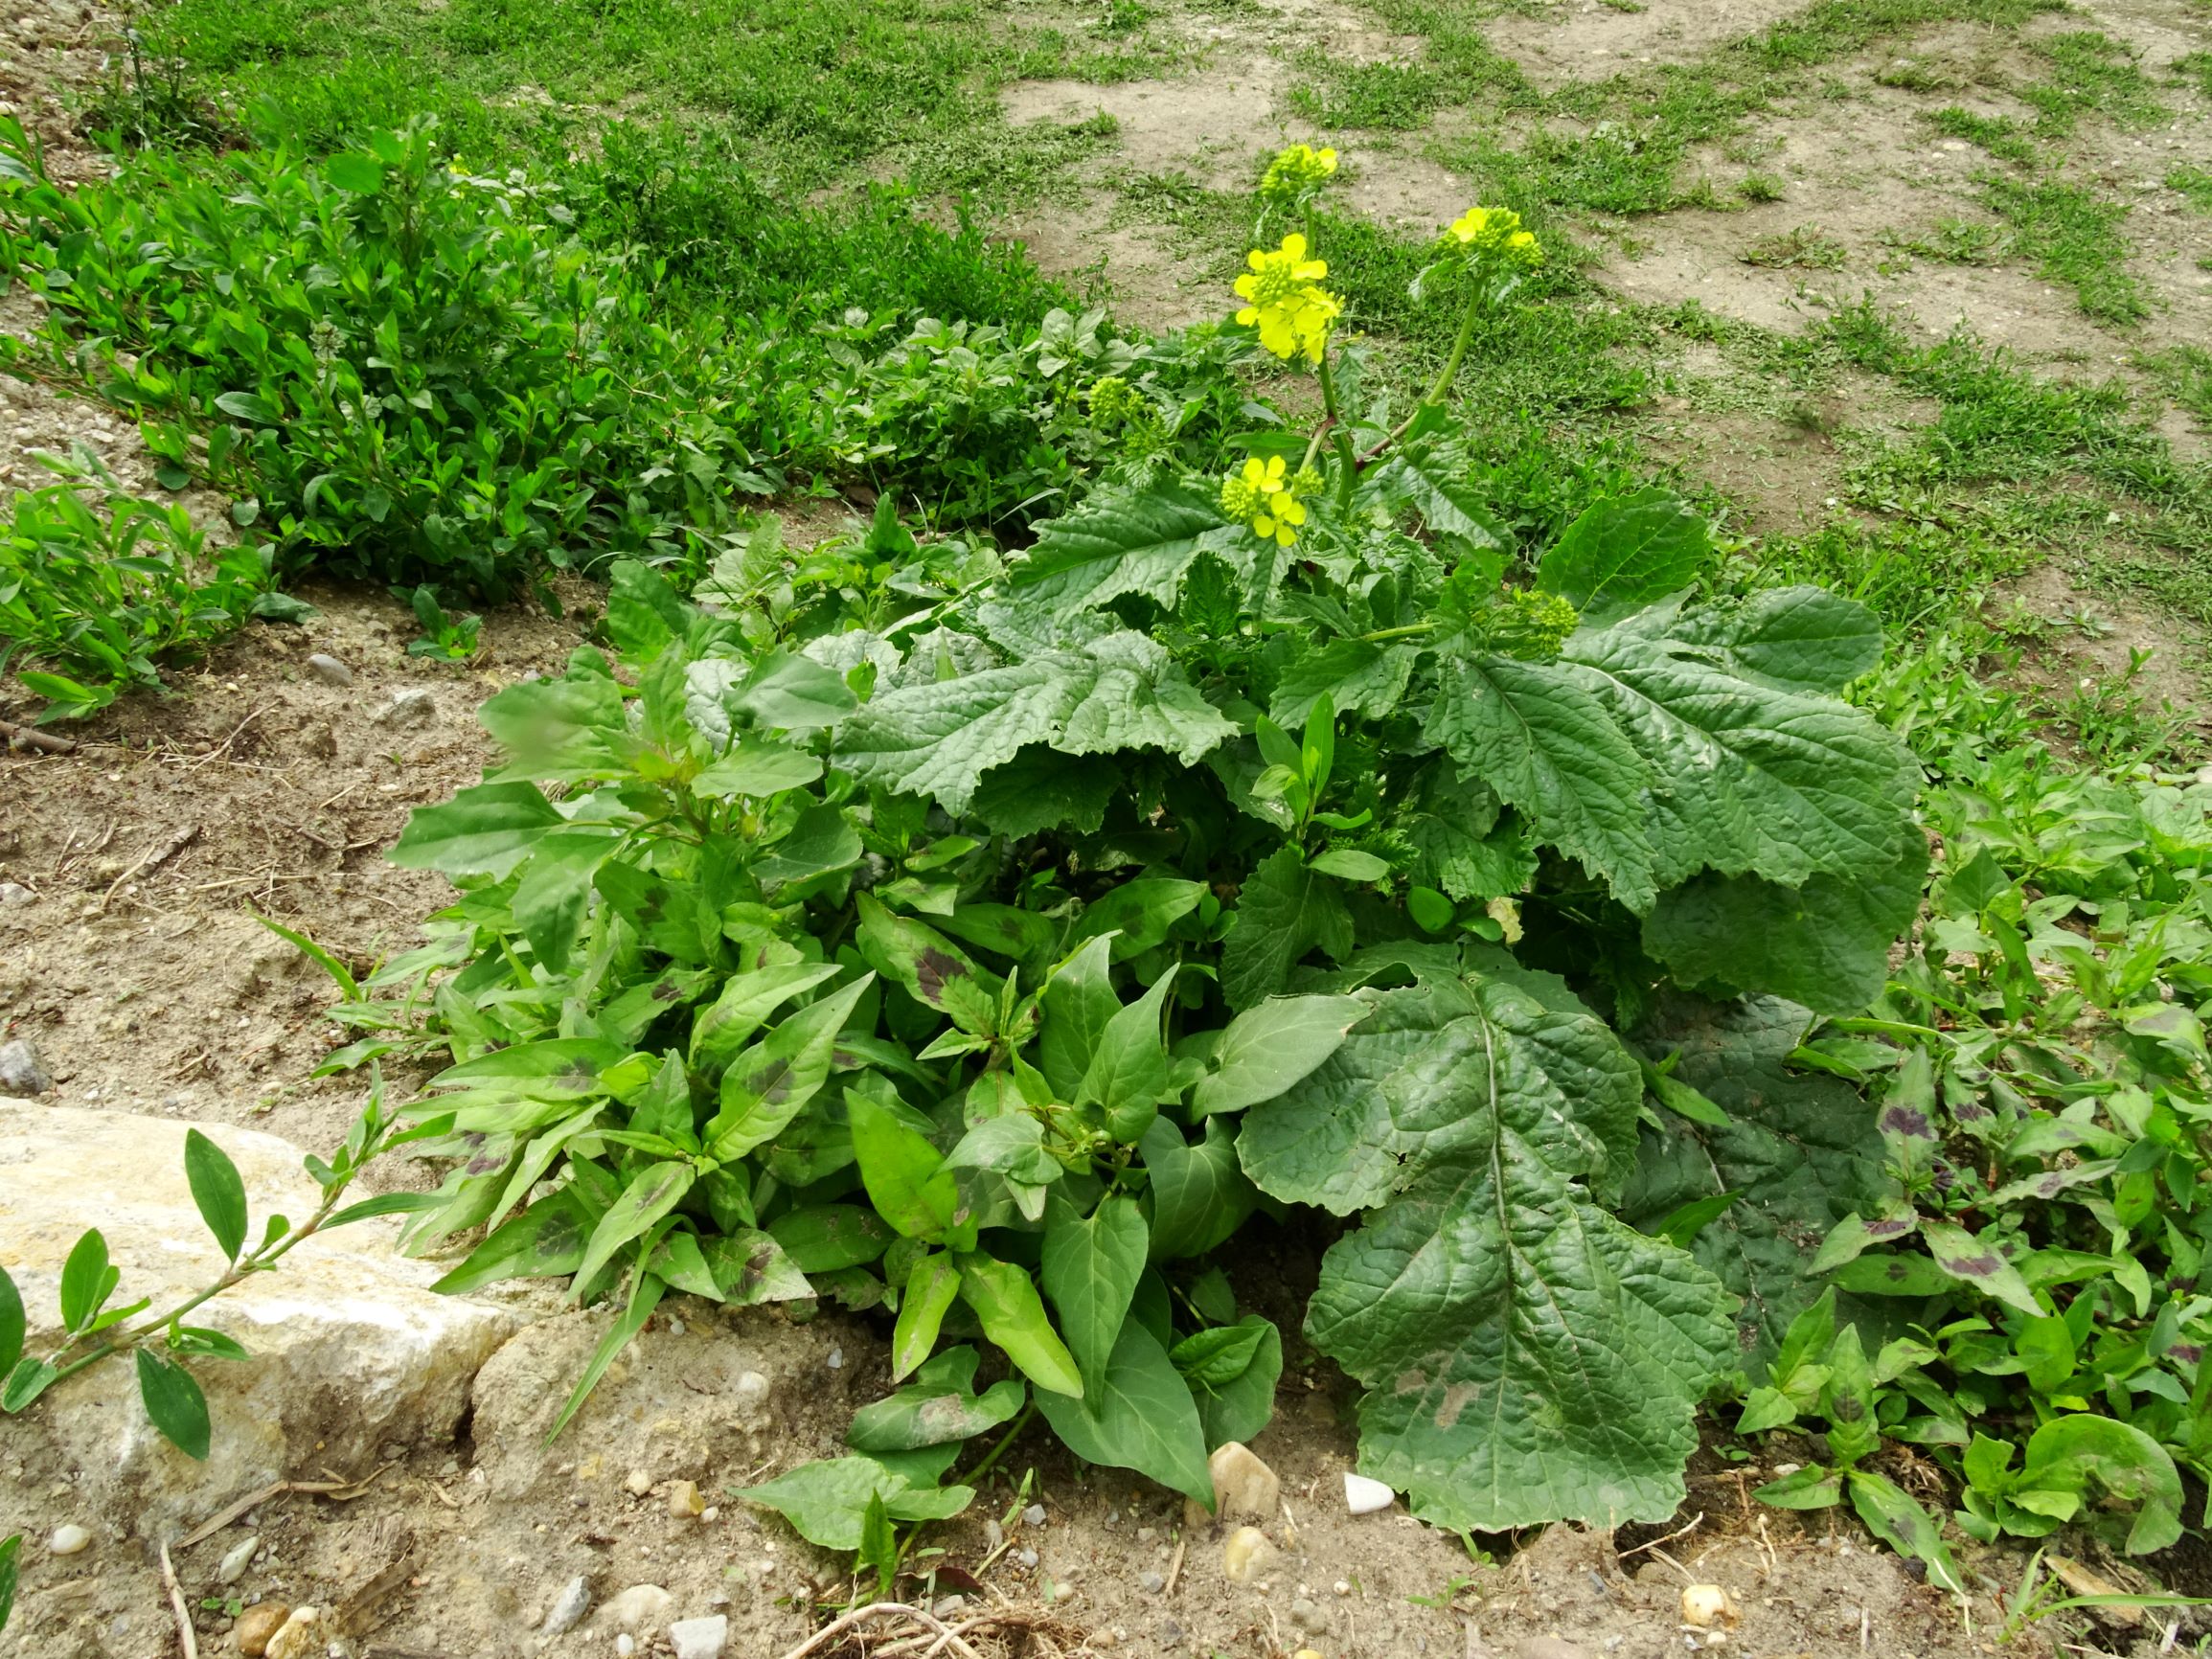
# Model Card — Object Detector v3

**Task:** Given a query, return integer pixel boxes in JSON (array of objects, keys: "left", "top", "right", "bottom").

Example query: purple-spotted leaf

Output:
[{"left": 1920, "top": 1221, "right": 2043, "bottom": 1318}]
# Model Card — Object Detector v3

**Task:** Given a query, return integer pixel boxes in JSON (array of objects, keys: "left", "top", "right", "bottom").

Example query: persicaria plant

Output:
[{"left": 365, "top": 148, "right": 1924, "bottom": 1549}]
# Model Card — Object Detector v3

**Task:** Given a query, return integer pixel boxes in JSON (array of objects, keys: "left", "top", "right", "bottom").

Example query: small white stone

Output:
[
  {"left": 616, "top": 1637, "right": 635, "bottom": 1658},
  {"left": 217, "top": 1534, "right": 261, "bottom": 1583},
  {"left": 827, "top": 1346, "right": 844, "bottom": 1370},
  {"left": 49, "top": 1523, "right": 91, "bottom": 1555},
  {"left": 1343, "top": 1473, "right": 1394, "bottom": 1515},
  {"left": 1023, "top": 1504, "right": 1047, "bottom": 1528},
  {"left": 668, "top": 1613, "right": 729, "bottom": 1659}
]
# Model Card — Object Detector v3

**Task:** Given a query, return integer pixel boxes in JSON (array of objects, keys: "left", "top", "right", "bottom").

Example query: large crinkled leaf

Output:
[
  {"left": 1619, "top": 993, "right": 1893, "bottom": 1365},
  {"left": 1616, "top": 587, "right": 1884, "bottom": 695},
  {"left": 834, "top": 628, "right": 1237, "bottom": 813},
  {"left": 1425, "top": 653, "right": 1658, "bottom": 910},
  {"left": 1241, "top": 966, "right": 1732, "bottom": 1531},
  {"left": 1563, "top": 596, "right": 1918, "bottom": 893},
  {"left": 1362, "top": 437, "right": 1511, "bottom": 549},
  {"left": 1266, "top": 639, "right": 1421, "bottom": 727},
  {"left": 1642, "top": 824, "right": 1929, "bottom": 1015},
  {"left": 1536, "top": 489, "right": 1709, "bottom": 613},
  {"left": 1008, "top": 478, "right": 1239, "bottom": 610}
]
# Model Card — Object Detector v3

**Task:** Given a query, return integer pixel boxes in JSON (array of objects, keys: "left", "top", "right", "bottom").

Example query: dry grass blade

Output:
[
  {"left": 159, "top": 1540, "right": 199, "bottom": 1659},
  {"left": 773, "top": 1602, "right": 985, "bottom": 1659}
]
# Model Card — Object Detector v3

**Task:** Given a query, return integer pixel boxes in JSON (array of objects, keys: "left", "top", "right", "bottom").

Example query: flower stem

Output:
[
  {"left": 1359, "top": 622, "right": 1436, "bottom": 644},
  {"left": 1423, "top": 285, "right": 1487, "bottom": 408}
]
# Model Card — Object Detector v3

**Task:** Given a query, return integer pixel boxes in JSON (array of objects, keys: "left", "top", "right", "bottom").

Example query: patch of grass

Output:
[
  {"left": 1978, "top": 175, "right": 2146, "bottom": 325},
  {"left": 1288, "top": 57, "right": 1456, "bottom": 130},
  {"left": 2017, "top": 31, "right": 2172, "bottom": 138},
  {"left": 2176, "top": 52, "right": 2212, "bottom": 100},
  {"left": 2169, "top": 164, "right": 2212, "bottom": 214},
  {"left": 1738, "top": 172, "right": 1786, "bottom": 203},
  {"left": 1746, "top": 519, "right": 2031, "bottom": 633},
  {"left": 1887, "top": 215, "right": 2012, "bottom": 265},
  {"left": 1740, "top": 225, "right": 1847, "bottom": 269},
  {"left": 146, "top": 0, "right": 1171, "bottom": 190},
  {"left": 1923, "top": 106, "right": 2037, "bottom": 165},
  {"left": 2142, "top": 346, "right": 2212, "bottom": 427}
]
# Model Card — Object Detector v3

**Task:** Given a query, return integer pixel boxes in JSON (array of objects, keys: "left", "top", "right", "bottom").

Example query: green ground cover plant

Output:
[
  {"left": 333, "top": 160, "right": 1941, "bottom": 1552},
  {"left": 0, "top": 453, "right": 295, "bottom": 720}
]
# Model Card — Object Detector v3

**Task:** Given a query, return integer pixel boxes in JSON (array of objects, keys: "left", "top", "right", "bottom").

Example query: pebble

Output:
[
  {"left": 1680, "top": 1586, "right": 1740, "bottom": 1629},
  {"left": 669, "top": 1613, "right": 729, "bottom": 1659},
  {"left": 1209, "top": 1443, "right": 1280, "bottom": 1521},
  {"left": 1222, "top": 1527, "right": 1279, "bottom": 1584},
  {"left": 668, "top": 1480, "right": 704, "bottom": 1518},
  {"left": 1139, "top": 1572, "right": 1166, "bottom": 1594},
  {"left": 217, "top": 1534, "right": 261, "bottom": 1584},
  {"left": 1290, "top": 1597, "right": 1325, "bottom": 1629},
  {"left": 1016, "top": 1548, "right": 1039, "bottom": 1570},
  {"left": 0, "top": 881, "right": 33, "bottom": 904},
  {"left": 617, "top": 1638, "right": 635, "bottom": 1659},
  {"left": 625, "top": 1467, "right": 653, "bottom": 1496},
  {"left": 1, "top": 1038, "right": 54, "bottom": 1099},
  {"left": 304, "top": 653, "right": 353, "bottom": 686},
  {"left": 733, "top": 1370, "right": 771, "bottom": 1420},
  {"left": 48, "top": 1523, "right": 90, "bottom": 1555},
  {"left": 1344, "top": 1472, "right": 1394, "bottom": 1515},
  {"left": 236, "top": 1602, "right": 292, "bottom": 1658},
  {"left": 827, "top": 1345, "right": 843, "bottom": 1369},
  {"left": 371, "top": 688, "right": 435, "bottom": 726},
  {"left": 263, "top": 1606, "right": 321, "bottom": 1659},
  {"left": 601, "top": 1583, "right": 674, "bottom": 1633},
  {"left": 1022, "top": 1504, "right": 1048, "bottom": 1528},
  {"left": 542, "top": 1575, "right": 591, "bottom": 1635}
]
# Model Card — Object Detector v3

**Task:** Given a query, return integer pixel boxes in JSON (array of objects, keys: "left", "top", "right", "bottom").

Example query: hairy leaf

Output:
[
  {"left": 1220, "top": 846, "right": 1355, "bottom": 1011},
  {"left": 1243, "top": 966, "right": 1731, "bottom": 1531},
  {"left": 1536, "top": 489, "right": 1709, "bottom": 612},
  {"left": 1008, "top": 477, "right": 1236, "bottom": 609}
]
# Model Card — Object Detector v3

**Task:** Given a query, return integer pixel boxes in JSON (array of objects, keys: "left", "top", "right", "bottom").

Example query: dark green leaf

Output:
[
  {"left": 1036, "top": 1321, "right": 1213, "bottom": 1506},
  {"left": 390, "top": 783, "right": 565, "bottom": 878},
  {"left": 135, "top": 1349, "right": 211, "bottom": 1461},
  {"left": 1193, "top": 995, "right": 1369, "bottom": 1116},
  {"left": 1536, "top": 489, "right": 1708, "bottom": 611},
  {"left": 183, "top": 1129, "right": 248, "bottom": 1262},
  {"left": 1220, "top": 845, "right": 1355, "bottom": 1011},
  {"left": 1040, "top": 1196, "right": 1150, "bottom": 1389}
]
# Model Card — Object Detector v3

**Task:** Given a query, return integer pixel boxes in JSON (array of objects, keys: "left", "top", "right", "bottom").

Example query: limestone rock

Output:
[
  {"left": 600, "top": 1584, "right": 674, "bottom": 1633},
  {"left": 1208, "top": 1442, "right": 1279, "bottom": 1521},
  {"left": 669, "top": 1613, "right": 729, "bottom": 1659},
  {"left": 1222, "top": 1526, "right": 1279, "bottom": 1584},
  {"left": 262, "top": 1607, "right": 319, "bottom": 1659},
  {"left": 1343, "top": 1472, "right": 1393, "bottom": 1514},
  {"left": 0, "top": 1102, "right": 517, "bottom": 1536}
]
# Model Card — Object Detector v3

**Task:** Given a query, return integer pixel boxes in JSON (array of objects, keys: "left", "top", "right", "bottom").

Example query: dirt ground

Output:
[{"left": 2, "top": 0, "right": 2208, "bottom": 1654}]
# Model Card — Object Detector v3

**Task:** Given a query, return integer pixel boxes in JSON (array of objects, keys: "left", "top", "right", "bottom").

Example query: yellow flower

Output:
[
  {"left": 1261, "top": 143, "right": 1339, "bottom": 201},
  {"left": 1446, "top": 204, "right": 1543, "bottom": 269},
  {"left": 1233, "top": 235, "right": 1343, "bottom": 364},
  {"left": 1220, "top": 456, "right": 1315, "bottom": 548}
]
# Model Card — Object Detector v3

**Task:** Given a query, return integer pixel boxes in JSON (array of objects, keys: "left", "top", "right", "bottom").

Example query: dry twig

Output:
[
  {"left": 773, "top": 1602, "right": 982, "bottom": 1659},
  {"left": 99, "top": 824, "right": 199, "bottom": 913},
  {"left": 158, "top": 1540, "right": 199, "bottom": 1659},
  {"left": 174, "top": 1466, "right": 395, "bottom": 1551},
  {"left": 1164, "top": 1531, "right": 1187, "bottom": 1597},
  {"left": 1618, "top": 1512, "right": 1703, "bottom": 1563},
  {"left": 0, "top": 718, "right": 78, "bottom": 754}
]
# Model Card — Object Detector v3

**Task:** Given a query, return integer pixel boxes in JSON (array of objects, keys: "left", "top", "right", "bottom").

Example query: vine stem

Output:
[
  {"left": 952, "top": 1398, "right": 1038, "bottom": 1489},
  {"left": 38, "top": 1119, "right": 387, "bottom": 1385}
]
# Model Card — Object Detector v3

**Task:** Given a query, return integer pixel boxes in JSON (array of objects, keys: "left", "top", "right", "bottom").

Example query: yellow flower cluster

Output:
[
  {"left": 1220, "top": 455, "right": 1314, "bottom": 548},
  {"left": 1260, "top": 143, "right": 1338, "bottom": 202},
  {"left": 1233, "top": 234, "right": 1342, "bottom": 364},
  {"left": 1446, "top": 205, "right": 1542, "bottom": 268}
]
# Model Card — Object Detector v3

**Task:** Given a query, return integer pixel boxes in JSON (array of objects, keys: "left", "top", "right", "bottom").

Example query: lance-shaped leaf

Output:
[
  {"left": 1035, "top": 1320, "right": 1214, "bottom": 1506},
  {"left": 1040, "top": 1196, "right": 1150, "bottom": 1388},
  {"left": 1192, "top": 994, "right": 1370, "bottom": 1117},
  {"left": 833, "top": 628, "right": 1237, "bottom": 813},
  {"left": 705, "top": 977, "right": 874, "bottom": 1160},
  {"left": 1242, "top": 967, "right": 1732, "bottom": 1532},
  {"left": 572, "top": 1161, "right": 696, "bottom": 1293},
  {"left": 849, "top": 1347, "right": 1026, "bottom": 1452}
]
